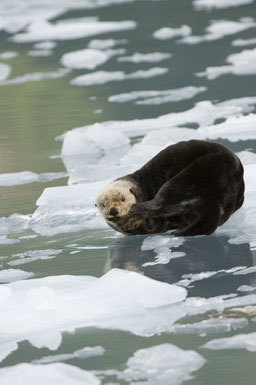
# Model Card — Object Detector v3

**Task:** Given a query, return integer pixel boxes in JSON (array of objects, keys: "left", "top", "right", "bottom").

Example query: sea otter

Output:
[{"left": 96, "top": 140, "right": 244, "bottom": 236}]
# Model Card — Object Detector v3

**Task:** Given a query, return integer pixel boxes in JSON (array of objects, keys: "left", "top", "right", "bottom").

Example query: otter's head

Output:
[{"left": 96, "top": 180, "right": 138, "bottom": 221}]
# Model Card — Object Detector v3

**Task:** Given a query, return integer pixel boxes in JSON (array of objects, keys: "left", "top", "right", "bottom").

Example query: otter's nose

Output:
[{"left": 109, "top": 207, "right": 118, "bottom": 217}]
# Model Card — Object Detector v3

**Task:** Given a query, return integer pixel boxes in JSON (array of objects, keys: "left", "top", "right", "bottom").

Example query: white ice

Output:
[
  {"left": 237, "top": 285, "right": 255, "bottom": 292},
  {"left": 202, "top": 332, "right": 256, "bottom": 352},
  {"left": 0, "top": 171, "right": 67, "bottom": 186},
  {"left": 71, "top": 67, "right": 168, "bottom": 86},
  {"left": 0, "top": 68, "right": 70, "bottom": 86},
  {"left": 172, "top": 317, "right": 248, "bottom": 335},
  {"left": 0, "top": 214, "right": 31, "bottom": 236},
  {"left": 0, "top": 269, "right": 34, "bottom": 283},
  {"left": 108, "top": 86, "right": 207, "bottom": 105},
  {"left": 117, "top": 52, "right": 172, "bottom": 63},
  {"left": 12, "top": 18, "right": 136, "bottom": 43},
  {"left": 198, "top": 114, "right": 256, "bottom": 142},
  {"left": 32, "top": 346, "right": 105, "bottom": 364},
  {"left": 33, "top": 41, "right": 57, "bottom": 50},
  {"left": 0, "top": 63, "right": 11, "bottom": 81},
  {"left": 28, "top": 50, "right": 53, "bottom": 57},
  {"left": 116, "top": 343, "right": 205, "bottom": 385},
  {"left": 88, "top": 38, "right": 128, "bottom": 49},
  {"left": 142, "top": 235, "right": 185, "bottom": 266},
  {"left": 0, "top": 236, "right": 19, "bottom": 245},
  {"left": 180, "top": 18, "right": 256, "bottom": 44},
  {"left": 232, "top": 37, "right": 256, "bottom": 46},
  {"left": 197, "top": 47, "right": 256, "bottom": 79},
  {"left": 0, "top": 52, "right": 18, "bottom": 60},
  {"left": 61, "top": 48, "right": 125, "bottom": 70},
  {"left": 0, "top": 269, "right": 187, "bottom": 347},
  {"left": 0, "top": 363, "right": 100, "bottom": 385},
  {"left": 193, "top": 0, "right": 254, "bottom": 10},
  {"left": 153, "top": 25, "right": 192, "bottom": 40},
  {"left": 8, "top": 249, "right": 63, "bottom": 267}
]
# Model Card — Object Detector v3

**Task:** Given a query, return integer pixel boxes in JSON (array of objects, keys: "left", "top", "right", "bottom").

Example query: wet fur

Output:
[{"left": 98, "top": 140, "right": 244, "bottom": 236}]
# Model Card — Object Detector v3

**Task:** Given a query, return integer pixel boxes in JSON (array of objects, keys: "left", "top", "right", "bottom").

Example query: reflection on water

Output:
[{"left": 108, "top": 234, "right": 254, "bottom": 297}]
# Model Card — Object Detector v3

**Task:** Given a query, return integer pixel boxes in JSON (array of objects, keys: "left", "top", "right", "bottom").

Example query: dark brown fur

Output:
[{"left": 109, "top": 140, "right": 245, "bottom": 236}]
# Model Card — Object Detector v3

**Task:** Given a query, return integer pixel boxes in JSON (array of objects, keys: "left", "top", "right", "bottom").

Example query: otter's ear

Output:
[{"left": 129, "top": 187, "right": 138, "bottom": 199}]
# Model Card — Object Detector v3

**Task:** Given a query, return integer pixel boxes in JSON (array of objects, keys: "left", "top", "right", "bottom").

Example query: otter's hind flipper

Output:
[{"left": 173, "top": 205, "right": 222, "bottom": 237}]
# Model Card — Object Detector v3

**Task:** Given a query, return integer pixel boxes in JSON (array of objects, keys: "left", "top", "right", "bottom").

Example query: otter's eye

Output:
[
  {"left": 95, "top": 203, "right": 97, "bottom": 207},
  {"left": 121, "top": 197, "right": 125, "bottom": 202}
]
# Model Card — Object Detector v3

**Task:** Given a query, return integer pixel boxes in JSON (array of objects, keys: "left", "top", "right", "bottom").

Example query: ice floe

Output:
[
  {"left": 197, "top": 47, "right": 256, "bottom": 79},
  {"left": 32, "top": 346, "right": 105, "bottom": 364},
  {"left": 202, "top": 332, "right": 256, "bottom": 351},
  {"left": 180, "top": 18, "right": 256, "bottom": 44},
  {"left": 71, "top": 67, "right": 168, "bottom": 86},
  {"left": 117, "top": 52, "right": 172, "bottom": 63},
  {"left": 237, "top": 285, "right": 255, "bottom": 292},
  {"left": 0, "top": 363, "right": 100, "bottom": 385},
  {"left": 197, "top": 114, "right": 256, "bottom": 142},
  {"left": 115, "top": 344, "right": 205, "bottom": 385},
  {"left": 0, "top": 68, "right": 70, "bottom": 86},
  {"left": 232, "top": 37, "right": 256, "bottom": 46},
  {"left": 61, "top": 48, "right": 125, "bottom": 70},
  {"left": 8, "top": 249, "right": 63, "bottom": 267},
  {"left": 0, "top": 171, "right": 67, "bottom": 186},
  {"left": 108, "top": 86, "right": 207, "bottom": 105},
  {"left": 0, "top": 63, "right": 11, "bottom": 81},
  {"left": 0, "top": 269, "right": 34, "bottom": 283},
  {"left": 0, "top": 236, "right": 19, "bottom": 245},
  {"left": 88, "top": 38, "right": 128, "bottom": 49},
  {"left": 193, "top": 0, "right": 254, "bottom": 10},
  {"left": 33, "top": 41, "right": 57, "bottom": 50},
  {"left": 28, "top": 50, "right": 53, "bottom": 57},
  {"left": 0, "top": 52, "right": 18, "bottom": 60},
  {"left": 12, "top": 18, "right": 136, "bottom": 43},
  {"left": 0, "top": 214, "right": 31, "bottom": 236},
  {"left": 153, "top": 25, "right": 192, "bottom": 40},
  {"left": 0, "top": 269, "right": 187, "bottom": 347},
  {"left": 171, "top": 317, "right": 248, "bottom": 335}
]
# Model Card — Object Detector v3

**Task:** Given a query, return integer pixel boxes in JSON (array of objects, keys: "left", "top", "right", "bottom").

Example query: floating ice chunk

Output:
[
  {"left": 194, "top": 0, "right": 254, "bottom": 10},
  {"left": 0, "top": 269, "right": 34, "bottom": 283},
  {"left": 237, "top": 285, "right": 255, "bottom": 292},
  {"left": 198, "top": 114, "right": 256, "bottom": 142},
  {"left": 109, "top": 86, "right": 207, "bottom": 105},
  {"left": 237, "top": 150, "right": 256, "bottom": 166},
  {"left": 217, "top": 96, "right": 256, "bottom": 114},
  {"left": 68, "top": 164, "right": 134, "bottom": 184},
  {"left": 67, "top": 100, "right": 244, "bottom": 138},
  {"left": 172, "top": 317, "right": 248, "bottom": 335},
  {"left": 233, "top": 265, "right": 256, "bottom": 275},
  {"left": 0, "top": 171, "right": 67, "bottom": 186},
  {"left": 0, "top": 213, "right": 31, "bottom": 236},
  {"left": 29, "top": 331, "right": 62, "bottom": 351},
  {"left": 61, "top": 48, "right": 124, "bottom": 70},
  {"left": 71, "top": 67, "right": 168, "bottom": 86},
  {"left": 0, "top": 363, "right": 100, "bottom": 385},
  {"left": 181, "top": 18, "right": 256, "bottom": 44},
  {"left": 0, "top": 52, "right": 18, "bottom": 60},
  {"left": 0, "top": 236, "right": 19, "bottom": 245},
  {"left": 118, "top": 52, "right": 172, "bottom": 63},
  {"left": 0, "top": 63, "right": 11, "bottom": 81},
  {"left": 0, "top": 342, "right": 18, "bottom": 363},
  {"left": 31, "top": 180, "right": 108, "bottom": 235},
  {"left": 117, "top": 344, "right": 205, "bottom": 385},
  {"left": 142, "top": 236, "right": 185, "bottom": 267},
  {"left": 232, "top": 37, "right": 256, "bottom": 46},
  {"left": 88, "top": 38, "right": 128, "bottom": 49},
  {"left": 153, "top": 25, "right": 192, "bottom": 40},
  {"left": 0, "top": 68, "right": 70, "bottom": 86},
  {"left": 0, "top": 269, "right": 187, "bottom": 346},
  {"left": 8, "top": 249, "right": 63, "bottom": 267},
  {"left": 143, "top": 251, "right": 185, "bottom": 267},
  {"left": 33, "top": 41, "right": 57, "bottom": 50},
  {"left": 202, "top": 332, "right": 256, "bottom": 351},
  {"left": 197, "top": 48, "right": 256, "bottom": 79},
  {"left": 12, "top": 18, "right": 136, "bottom": 43},
  {"left": 61, "top": 126, "right": 130, "bottom": 172},
  {"left": 32, "top": 346, "right": 105, "bottom": 364}
]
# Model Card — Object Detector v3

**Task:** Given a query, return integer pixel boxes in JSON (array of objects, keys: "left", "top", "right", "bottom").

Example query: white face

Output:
[{"left": 96, "top": 181, "right": 137, "bottom": 220}]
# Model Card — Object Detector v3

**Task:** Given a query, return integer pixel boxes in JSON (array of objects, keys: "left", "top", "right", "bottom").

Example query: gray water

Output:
[{"left": 1, "top": 0, "right": 256, "bottom": 384}]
